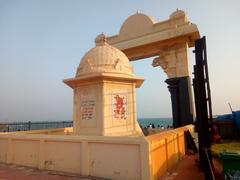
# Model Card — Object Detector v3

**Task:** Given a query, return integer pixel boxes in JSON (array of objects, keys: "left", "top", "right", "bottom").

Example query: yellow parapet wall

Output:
[
  {"left": 0, "top": 125, "right": 194, "bottom": 180},
  {"left": 147, "top": 125, "right": 194, "bottom": 179}
]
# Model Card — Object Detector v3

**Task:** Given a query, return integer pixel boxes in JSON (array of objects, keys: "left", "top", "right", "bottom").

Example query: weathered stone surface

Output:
[{"left": 64, "top": 34, "right": 144, "bottom": 136}]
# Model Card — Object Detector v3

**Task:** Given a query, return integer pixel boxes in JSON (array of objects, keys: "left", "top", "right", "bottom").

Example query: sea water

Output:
[{"left": 137, "top": 118, "right": 173, "bottom": 128}]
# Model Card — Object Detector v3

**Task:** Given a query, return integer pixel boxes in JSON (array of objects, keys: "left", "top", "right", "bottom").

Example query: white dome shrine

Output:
[
  {"left": 76, "top": 34, "right": 134, "bottom": 77},
  {"left": 64, "top": 33, "right": 144, "bottom": 136}
]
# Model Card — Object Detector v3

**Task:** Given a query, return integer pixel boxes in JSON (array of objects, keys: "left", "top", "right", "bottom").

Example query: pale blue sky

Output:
[{"left": 0, "top": 0, "right": 240, "bottom": 122}]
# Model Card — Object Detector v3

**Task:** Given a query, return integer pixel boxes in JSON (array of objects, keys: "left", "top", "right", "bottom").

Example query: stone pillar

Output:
[
  {"left": 165, "top": 77, "right": 194, "bottom": 128},
  {"left": 165, "top": 78, "right": 180, "bottom": 127},
  {"left": 152, "top": 43, "right": 194, "bottom": 127}
]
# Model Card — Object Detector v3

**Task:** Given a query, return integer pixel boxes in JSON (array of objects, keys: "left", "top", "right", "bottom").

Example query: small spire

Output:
[
  {"left": 136, "top": 10, "right": 140, "bottom": 14},
  {"left": 95, "top": 33, "right": 107, "bottom": 46}
]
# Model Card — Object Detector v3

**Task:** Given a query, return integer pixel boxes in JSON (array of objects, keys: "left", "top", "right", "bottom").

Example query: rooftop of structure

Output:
[{"left": 75, "top": 33, "right": 134, "bottom": 77}]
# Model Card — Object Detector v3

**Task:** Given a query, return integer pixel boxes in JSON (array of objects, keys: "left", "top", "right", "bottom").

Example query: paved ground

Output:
[
  {"left": 163, "top": 154, "right": 224, "bottom": 180},
  {"left": 0, "top": 155, "right": 223, "bottom": 180},
  {"left": 163, "top": 155, "right": 205, "bottom": 180},
  {"left": 0, "top": 163, "right": 101, "bottom": 180}
]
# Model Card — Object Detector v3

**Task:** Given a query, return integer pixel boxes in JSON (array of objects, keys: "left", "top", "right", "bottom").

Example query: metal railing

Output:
[{"left": 0, "top": 121, "right": 73, "bottom": 132}]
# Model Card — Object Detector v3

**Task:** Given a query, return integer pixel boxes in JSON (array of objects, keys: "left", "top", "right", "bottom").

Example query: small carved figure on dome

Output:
[{"left": 95, "top": 33, "right": 107, "bottom": 46}]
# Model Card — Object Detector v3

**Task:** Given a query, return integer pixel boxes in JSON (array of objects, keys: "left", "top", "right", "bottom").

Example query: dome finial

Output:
[{"left": 95, "top": 33, "right": 107, "bottom": 46}]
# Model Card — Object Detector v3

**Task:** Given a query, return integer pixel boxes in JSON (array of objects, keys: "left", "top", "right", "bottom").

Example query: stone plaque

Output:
[
  {"left": 81, "top": 100, "right": 95, "bottom": 120},
  {"left": 80, "top": 89, "right": 96, "bottom": 121}
]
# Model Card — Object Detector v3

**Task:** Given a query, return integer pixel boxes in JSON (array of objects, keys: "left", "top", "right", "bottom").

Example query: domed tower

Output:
[{"left": 64, "top": 34, "right": 144, "bottom": 136}]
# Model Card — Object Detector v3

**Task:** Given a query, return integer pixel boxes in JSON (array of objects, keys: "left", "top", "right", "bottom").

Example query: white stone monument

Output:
[{"left": 64, "top": 34, "right": 144, "bottom": 136}]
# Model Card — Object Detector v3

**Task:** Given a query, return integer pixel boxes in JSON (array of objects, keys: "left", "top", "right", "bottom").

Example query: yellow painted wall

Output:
[
  {"left": 0, "top": 138, "right": 7, "bottom": 162},
  {"left": 146, "top": 125, "right": 194, "bottom": 179},
  {"left": 0, "top": 125, "right": 194, "bottom": 180},
  {"left": 44, "top": 141, "right": 82, "bottom": 173},
  {"left": 12, "top": 140, "right": 39, "bottom": 167},
  {"left": 89, "top": 143, "right": 141, "bottom": 179}
]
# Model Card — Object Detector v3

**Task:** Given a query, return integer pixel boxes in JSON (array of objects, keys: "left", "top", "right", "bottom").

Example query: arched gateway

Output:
[
  {"left": 107, "top": 9, "right": 200, "bottom": 128},
  {"left": 0, "top": 10, "right": 200, "bottom": 180}
]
